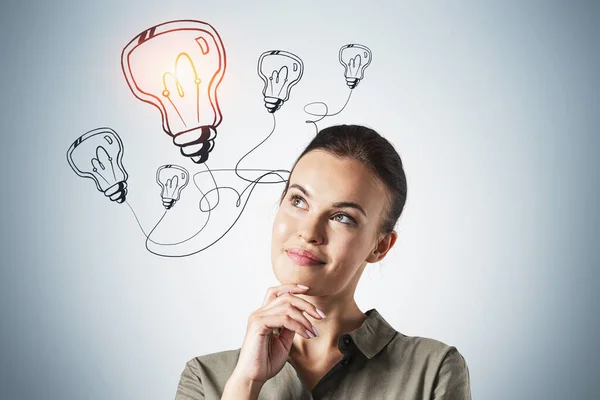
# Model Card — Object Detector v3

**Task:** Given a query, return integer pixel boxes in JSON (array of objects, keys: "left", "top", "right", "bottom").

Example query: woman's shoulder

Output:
[
  {"left": 367, "top": 309, "right": 466, "bottom": 365},
  {"left": 184, "top": 347, "right": 242, "bottom": 372},
  {"left": 392, "top": 331, "right": 457, "bottom": 353},
  {"left": 393, "top": 329, "right": 464, "bottom": 352},
  {"left": 386, "top": 330, "right": 469, "bottom": 372},
  {"left": 176, "top": 348, "right": 243, "bottom": 399}
]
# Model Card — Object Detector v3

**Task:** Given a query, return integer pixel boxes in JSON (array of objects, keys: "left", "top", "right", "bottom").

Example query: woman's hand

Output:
[{"left": 230, "top": 284, "right": 326, "bottom": 385}]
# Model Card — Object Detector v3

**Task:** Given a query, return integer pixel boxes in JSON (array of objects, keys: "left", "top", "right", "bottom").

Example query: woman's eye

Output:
[
  {"left": 289, "top": 194, "right": 355, "bottom": 225},
  {"left": 332, "top": 213, "right": 355, "bottom": 225},
  {"left": 290, "top": 194, "right": 306, "bottom": 208}
]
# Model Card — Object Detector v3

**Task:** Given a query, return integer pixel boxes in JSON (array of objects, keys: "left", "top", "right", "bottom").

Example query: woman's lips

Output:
[{"left": 286, "top": 250, "right": 325, "bottom": 266}]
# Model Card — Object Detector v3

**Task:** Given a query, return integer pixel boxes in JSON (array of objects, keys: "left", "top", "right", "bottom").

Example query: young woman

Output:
[{"left": 176, "top": 125, "right": 471, "bottom": 399}]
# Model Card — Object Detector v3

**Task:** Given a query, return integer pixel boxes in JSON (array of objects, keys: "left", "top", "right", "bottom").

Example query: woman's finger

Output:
[
  {"left": 262, "top": 292, "right": 326, "bottom": 321},
  {"left": 261, "top": 284, "right": 309, "bottom": 307},
  {"left": 256, "top": 314, "right": 314, "bottom": 340},
  {"left": 257, "top": 297, "right": 319, "bottom": 337}
]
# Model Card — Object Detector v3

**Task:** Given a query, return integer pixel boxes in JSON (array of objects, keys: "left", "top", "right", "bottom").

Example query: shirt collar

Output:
[{"left": 338, "top": 308, "right": 397, "bottom": 359}]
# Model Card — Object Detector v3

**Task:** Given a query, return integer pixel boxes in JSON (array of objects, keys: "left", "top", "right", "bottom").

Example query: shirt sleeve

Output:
[
  {"left": 432, "top": 347, "right": 472, "bottom": 400},
  {"left": 175, "top": 358, "right": 205, "bottom": 400}
]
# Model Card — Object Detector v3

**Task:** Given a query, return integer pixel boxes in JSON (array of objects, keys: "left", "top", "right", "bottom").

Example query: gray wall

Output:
[{"left": 1, "top": 0, "right": 598, "bottom": 399}]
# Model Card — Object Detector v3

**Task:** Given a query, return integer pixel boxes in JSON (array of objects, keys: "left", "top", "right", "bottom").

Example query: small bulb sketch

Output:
[
  {"left": 339, "top": 44, "right": 372, "bottom": 89},
  {"left": 257, "top": 50, "right": 304, "bottom": 113},
  {"left": 67, "top": 127, "right": 128, "bottom": 204},
  {"left": 121, "top": 20, "right": 227, "bottom": 164},
  {"left": 156, "top": 164, "right": 189, "bottom": 210}
]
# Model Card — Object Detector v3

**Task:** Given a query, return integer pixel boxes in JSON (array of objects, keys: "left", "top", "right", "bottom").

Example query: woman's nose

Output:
[{"left": 297, "top": 216, "right": 325, "bottom": 244}]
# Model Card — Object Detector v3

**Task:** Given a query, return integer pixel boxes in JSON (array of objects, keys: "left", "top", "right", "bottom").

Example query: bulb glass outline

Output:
[
  {"left": 122, "top": 20, "right": 226, "bottom": 136},
  {"left": 121, "top": 20, "right": 226, "bottom": 163},
  {"left": 156, "top": 164, "right": 189, "bottom": 209},
  {"left": 257, "top": 50, "right": 304, "bottom": 112},
  {"left": 67, "top": 128, "right": 128, "bottom": 202},
  {"left": 339, "top": 44, "right": 372, "bottom": 89}
]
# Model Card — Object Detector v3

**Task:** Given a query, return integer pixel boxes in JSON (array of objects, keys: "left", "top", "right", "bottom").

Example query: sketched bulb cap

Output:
[
  {"left": 264, "top": 96, "right": 284, "bottom": 113},
  {"left": 345, "top": 77, "right": 359, "bottom": 89},
  {"left": 172, "top": 126, "right": 217, "bottom": 164},
  {"left": 163, "top": 198, "right": 175, "bottom": 209},
  {"left": 104, "top": 181, "right": 128, "bottom": 203}
]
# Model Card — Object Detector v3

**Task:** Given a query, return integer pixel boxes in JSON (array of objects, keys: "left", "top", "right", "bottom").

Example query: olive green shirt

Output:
[{"left": 175, "top": 308, "right": 471, "bottom": 399}]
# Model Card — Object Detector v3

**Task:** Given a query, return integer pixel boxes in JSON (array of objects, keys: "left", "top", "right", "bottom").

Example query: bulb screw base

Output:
[
  {"left": 345, "top": 77, "right": 360, "bottom": 89},
  {"left": 173, "top": 126, "right": 217, "bottom": 164},
  {"left": 163, "top": 199, "right": 175, "bottom": 209},
  {"left": 104, "top": 181, "right": 128, "bottom": 204},
  {"left": 264, "top": 96, "right": 283, "bottom": 113}
]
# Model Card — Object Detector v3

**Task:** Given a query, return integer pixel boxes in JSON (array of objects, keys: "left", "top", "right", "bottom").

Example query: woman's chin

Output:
[{"left": 274, "top": 260, "right": 321, "bottom": 283}]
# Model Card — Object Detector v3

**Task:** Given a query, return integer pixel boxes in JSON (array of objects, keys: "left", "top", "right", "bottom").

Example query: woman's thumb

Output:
[{"left": 277, "top": 328, "right": 296, "bottom": 352}]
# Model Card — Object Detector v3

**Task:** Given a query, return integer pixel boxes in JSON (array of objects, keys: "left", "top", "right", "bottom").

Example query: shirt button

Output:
[
  {"left": 343, "top": 336, "right": 352, "bottom": 346},
  {"left": 342, "top": 359, "right": 349, "bottom": 365}
]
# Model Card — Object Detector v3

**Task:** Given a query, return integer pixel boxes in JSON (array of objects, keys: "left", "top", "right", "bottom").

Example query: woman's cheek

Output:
[
  {"left": 273, "top": 216, "right": 290, "bottom": 238},
  {"left": 272, "top": 213, "right": 296, "bottom": 249},
  {"left": 342, "top": 237, "right": 366, "bottom": 261}
]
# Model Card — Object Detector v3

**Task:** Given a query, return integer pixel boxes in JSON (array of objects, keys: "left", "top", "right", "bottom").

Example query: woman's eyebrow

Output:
[{"left": 288, "top": 183, "right": 368, "bottom": 218}]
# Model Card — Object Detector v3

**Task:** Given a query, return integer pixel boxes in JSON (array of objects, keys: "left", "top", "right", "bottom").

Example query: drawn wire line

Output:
[
  {"left": 196, "top": 162, "right": 221, "bottom": 212},
  {"left": 141, "top": 168, "right": 289, "bottom": 258},
  {"left": 304, "top": 89, "right": 353, "bottom": 133},
  {"left": 125, "top": 166, "right": 288, "bottom": 258},
  {"left": 195, "top": 167, "right": 290, "bottom": 207},
  {"left": 125, "top": 193, "right": 212, "bottom": 249},
  {"left": 123, "top": 128, "right": 287, "bottom": 257},
  {"left": 122, "top": 112, "right": 295, "bottom": 257},
  {"left": 124, "top": 168, "right": 215, "bottom": 248},
  {"left": 125, "top": 195, "right": 212, "bottom": 249},
  {"left": 143, "top": 197, "right": 211, "bottom": 256},
  {"left": 125, "top": 201, "right": 176, "bottom": 245},
  {"left": 233, "top": 112, "right": 283, "bottom": 184}
]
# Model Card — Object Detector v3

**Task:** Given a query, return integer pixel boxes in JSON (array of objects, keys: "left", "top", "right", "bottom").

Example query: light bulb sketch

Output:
[
  {"left": 121, "top": 20, "right": 227, "bottom": 164},
  {"left": 303, "top": 44, "right": 372, "bottom": 132},
  {"left": 67, "top": 127, "right": 128, "bottom": 204},
  {"left": 156, "top": 164, "right": 189, "bottom": 209},
  {"left": 258, "top": 50, "right": 304, "bottom": 113},
  {"left": 339, "top": 44, "right": 372, "bottom": 89},
  {"left": 66, "top": 23, "right": 377, "bottom": 259}
]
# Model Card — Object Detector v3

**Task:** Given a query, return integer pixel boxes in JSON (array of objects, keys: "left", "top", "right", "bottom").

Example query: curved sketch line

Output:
[
  {"left": 304, "top": 89, "right": 353, "bottom": 134},
  {"left": 234, "top": 113, "right": 277, "bottom": 184}
]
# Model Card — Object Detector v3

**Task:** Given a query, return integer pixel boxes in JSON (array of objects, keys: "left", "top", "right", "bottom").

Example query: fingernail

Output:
[
  {"left": 297, "top": 284, "right": 309, "bottom": 290},
  {"left": 316, "top": 309, "right": 327, "bottom": 319},
  {"left": 312, "top": 325, "right": 319, "bottom": 337},
  {"left": 305, "top": 329, "right": 315, "bottom": 338}
]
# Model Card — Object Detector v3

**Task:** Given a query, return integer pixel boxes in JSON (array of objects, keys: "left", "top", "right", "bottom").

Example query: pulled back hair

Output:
[{"left": 279, "top": 124, "right": 407, "bottom": 234}]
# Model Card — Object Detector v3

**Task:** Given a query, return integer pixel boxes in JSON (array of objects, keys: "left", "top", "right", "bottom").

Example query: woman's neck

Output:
[{"left": 289, "top": 298, "right": 368, "bottom": 361}]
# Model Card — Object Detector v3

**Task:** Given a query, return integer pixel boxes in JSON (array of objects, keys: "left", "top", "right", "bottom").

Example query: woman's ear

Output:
[{"left": 366, "top": 231, "right": 398, "bottom": 263}]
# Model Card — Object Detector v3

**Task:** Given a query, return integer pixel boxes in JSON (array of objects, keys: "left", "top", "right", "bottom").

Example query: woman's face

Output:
[{"left": 271, "top": 150, "right": 390, "bottom": 297}]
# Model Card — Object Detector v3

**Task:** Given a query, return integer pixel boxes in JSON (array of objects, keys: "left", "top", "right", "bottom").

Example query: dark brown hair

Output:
[{"left": 279, "top": 124, "right": 407, "bottom": 234}]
